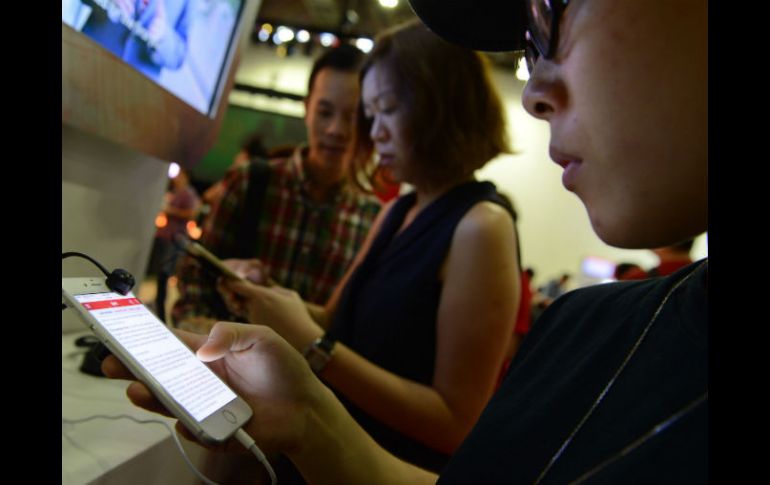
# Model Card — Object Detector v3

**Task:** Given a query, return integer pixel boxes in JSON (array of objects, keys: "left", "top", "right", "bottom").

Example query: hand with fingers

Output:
[
  {"left": 101, "top": 323, "right": 322, "bottom": 455},
  {"left": 221, "top": 258, "right": 277, "bottom": 287},
  {"left": 216, "top": 277, "right": 323, "bottom": 352}
]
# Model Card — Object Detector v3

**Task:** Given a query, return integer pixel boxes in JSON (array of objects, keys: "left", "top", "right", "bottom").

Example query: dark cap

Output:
[{"left": 407, "top": 0, "right": 527, "bottom": 52}]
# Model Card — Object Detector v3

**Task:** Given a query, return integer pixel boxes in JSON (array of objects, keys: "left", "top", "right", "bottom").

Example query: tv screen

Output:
[{"left": 62, "top": 0, "right": 246, "bottom": 117}]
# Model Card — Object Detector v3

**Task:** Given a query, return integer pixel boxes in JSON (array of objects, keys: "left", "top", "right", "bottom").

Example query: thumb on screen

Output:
[
  {"left": 196, "top": 322, "right": 239, "bottom": 362},
  {"left": 196, "top": 321, "right": 264, "bottom": 362}
]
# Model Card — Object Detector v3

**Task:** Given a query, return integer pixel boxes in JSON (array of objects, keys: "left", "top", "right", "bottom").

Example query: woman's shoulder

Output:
[{"left": 455, "top": 200, "right": 515, "bottom": 239}]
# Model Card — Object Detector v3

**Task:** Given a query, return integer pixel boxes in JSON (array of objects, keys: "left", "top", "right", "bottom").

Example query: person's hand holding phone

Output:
[
  {"left": 217, "top": 278, "right": 323, "bottom": 353},
  {"left": 221, "top": 258, "right": 272, "bottom": 286},
  {"left": 102, "top": 323, "right": 323, "bottom": 455},
  {"left": 214, "top": 258, "right": 271, "bottom": 319}
]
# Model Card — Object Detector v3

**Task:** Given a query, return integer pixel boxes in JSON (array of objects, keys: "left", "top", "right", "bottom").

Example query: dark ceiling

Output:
[
  {"left": 252, "top": 0, "right": 519, "bottom": 69},
  {"left": 255, "top": 0, "right": 419, "bottom": 40}
]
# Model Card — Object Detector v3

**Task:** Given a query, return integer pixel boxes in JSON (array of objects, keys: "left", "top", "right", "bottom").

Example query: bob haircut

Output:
[{"left": 350, "top": 19, "right": 510, "bottom": 192}]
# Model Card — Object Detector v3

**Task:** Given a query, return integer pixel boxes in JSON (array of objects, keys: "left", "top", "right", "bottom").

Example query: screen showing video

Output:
[{"left": 62, "top": 0, "right": 245, "bottom": 117}]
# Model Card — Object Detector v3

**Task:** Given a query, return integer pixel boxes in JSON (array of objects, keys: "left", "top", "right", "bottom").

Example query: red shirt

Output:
[{"left": 514, "top": 270, "right": 533, "bottom": 335}]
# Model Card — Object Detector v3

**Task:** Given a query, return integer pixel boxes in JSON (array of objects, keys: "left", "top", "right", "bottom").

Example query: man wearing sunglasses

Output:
[{"left": 106, "top": 0, "right": 707, "bottom": 483}]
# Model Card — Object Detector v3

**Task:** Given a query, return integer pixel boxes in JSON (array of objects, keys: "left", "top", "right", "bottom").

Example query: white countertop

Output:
[{"left": 62, "top": 330, "right": 208, "bottom": 484}]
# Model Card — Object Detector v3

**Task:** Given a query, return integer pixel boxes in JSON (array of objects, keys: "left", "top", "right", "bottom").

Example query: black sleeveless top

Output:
[{"left": 326, "top": 180, "right": 503, "bottom": 472}]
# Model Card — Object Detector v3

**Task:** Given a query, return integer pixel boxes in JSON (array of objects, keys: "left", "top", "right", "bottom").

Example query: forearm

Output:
[
  {"left": 291, "top": 381, "right": 438, "bottom": 485},
  {"left": 319, "top": 344, "right": 476, "bottom": 454}
]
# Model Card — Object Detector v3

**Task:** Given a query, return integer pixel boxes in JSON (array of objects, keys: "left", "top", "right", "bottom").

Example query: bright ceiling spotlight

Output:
[
  {"left": 319, "top": 32, "right": 337, "bottom": 47},
  {"left": 275, "top": 26, "right": 295, "bottom": 43},
  {"left": 296, "top": 29, "right": 311, "bottom": 43},
  {"left": 515, "top": 54, "right": 530, "bottom": 81},
  {"left": 257, "top": 28, "right": 271, "bottom": 42},
  {"left": 355, "top": 38, "right": 374, "bottom": 53}
]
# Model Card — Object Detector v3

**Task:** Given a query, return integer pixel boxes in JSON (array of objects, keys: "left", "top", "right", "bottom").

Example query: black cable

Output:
[
  {"left": 62, "top": 252, "right": 135, "bottom": 295},
  {"left": 62, "top": 251, "right": 132, "bottom": 375},
  {"left": 62, "top": 252, "right": 111, "bottom": 277}
]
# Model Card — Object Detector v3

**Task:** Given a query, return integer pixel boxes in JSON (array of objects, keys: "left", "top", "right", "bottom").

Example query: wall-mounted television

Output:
[{"left": 62, "top": 0, "right": 247, "bottom": 118}]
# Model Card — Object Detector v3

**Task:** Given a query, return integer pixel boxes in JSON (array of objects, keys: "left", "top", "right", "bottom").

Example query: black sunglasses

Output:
[{"left": 523, "top": 0, "right": 570, "bottom": 74}]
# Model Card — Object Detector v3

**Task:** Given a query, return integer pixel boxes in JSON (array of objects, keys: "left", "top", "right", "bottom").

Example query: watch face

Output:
[{"left": 304, "top": 336, "right": 335, "bottom": 373}]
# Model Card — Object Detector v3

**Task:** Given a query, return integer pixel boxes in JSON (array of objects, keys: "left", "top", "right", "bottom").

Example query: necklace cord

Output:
[
  {"left": 569, "top": 392, "right": 708, "bottom": 484},
  {"left": 534, "top": 261, "right": 707, "bottom": 485}
]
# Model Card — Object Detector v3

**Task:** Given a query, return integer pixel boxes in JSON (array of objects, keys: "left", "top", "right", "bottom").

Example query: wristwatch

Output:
[{"left": 303, "top": 334, "right": 336, "bottom": 374}]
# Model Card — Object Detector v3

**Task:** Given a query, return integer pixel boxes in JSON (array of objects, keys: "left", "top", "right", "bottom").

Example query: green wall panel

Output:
[{"left": 193, "top": 104, "right": 307, "bottom": 182}]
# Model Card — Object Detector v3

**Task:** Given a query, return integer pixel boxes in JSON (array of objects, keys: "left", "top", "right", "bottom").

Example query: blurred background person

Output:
[
  {"left": 539, "top": 272, "right": 571, "bottom": 300},
  {"left": 614, "top": 261, "right": 645, "bottom": 281},
  {"left": 619, "top": 238, "right": 696, "bottom": 280},
  {"left": 171, "top": 44, "right": 382, "bottom": 333},
  {"left": 530, "top": 272, "right": 571, "bottom": 323},
  {"left": 201, "top": 131, "right": 268, "bottom": 209},
  {"left": 151, "top": 167, "right": 199, "bottom": 321}
]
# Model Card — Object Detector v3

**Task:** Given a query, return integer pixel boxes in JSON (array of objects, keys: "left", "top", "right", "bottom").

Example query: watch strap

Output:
[{"left": 303, "top": 334, "right": 336, "bottom": 373}]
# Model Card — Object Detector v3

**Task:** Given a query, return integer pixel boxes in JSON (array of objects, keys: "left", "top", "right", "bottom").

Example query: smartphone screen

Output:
[{"left": 73, "top": 291, "right": 237, "bottom": 422}]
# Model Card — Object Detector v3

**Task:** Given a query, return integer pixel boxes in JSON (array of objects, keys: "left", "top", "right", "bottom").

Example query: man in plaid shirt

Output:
[{"left": 171, "top": 44, "right": 382, "bottom": 333}]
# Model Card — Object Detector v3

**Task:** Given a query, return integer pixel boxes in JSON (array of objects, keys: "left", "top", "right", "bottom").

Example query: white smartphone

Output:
[{"left": 62, "top": 276, "right": 253, "bottom": 444}]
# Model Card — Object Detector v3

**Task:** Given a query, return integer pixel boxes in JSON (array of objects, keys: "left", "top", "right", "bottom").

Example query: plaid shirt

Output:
[{"left": 171, "top": 147, "right": 381, "bottom": 324}]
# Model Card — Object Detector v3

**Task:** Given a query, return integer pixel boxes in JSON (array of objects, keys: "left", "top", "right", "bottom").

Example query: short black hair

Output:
[
  {"left": 239, "top": 132, "right": 268, "bottom": 158},
  {"left": 307, "top": 44, "right": 365, "bottom": 97},
  {"left": 525, "top": 268, "right": 534, "bottom": 279},
  {"left": 614, "top": 262, "right": 642, "bottom": 279}
]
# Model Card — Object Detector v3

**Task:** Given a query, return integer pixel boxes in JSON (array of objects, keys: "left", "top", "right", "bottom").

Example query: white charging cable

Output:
[
  {"left": 234, "top": 428, "right": 277, "bottom": 485},
  {"left": 63, "top": 415, "right": 277, "bottom": 485},
  {"left": 63, "top": 414, "right": 218, "bottom": 484}
]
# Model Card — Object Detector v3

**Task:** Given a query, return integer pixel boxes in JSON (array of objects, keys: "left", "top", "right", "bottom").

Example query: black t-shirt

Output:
[{"left": 438, "top": 260, "right": 708, "bottom": 484}]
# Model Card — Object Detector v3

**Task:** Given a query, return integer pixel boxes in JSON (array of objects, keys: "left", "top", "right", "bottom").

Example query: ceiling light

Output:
[
  {"left": 378, "top": 0, "right": 398, "bottom": 8},
  {"left": 296, "top": 29, "right": 310, "bottom": 43},
  {"left": 319, "top": 32, "right": 337, "bottom": 47},
  {"left": 355, "top": 38, "right": 374, "bottom": 53},
  {"left": 275, "top": 26, "right": 295, "bottom": 43},
  {"left": 168, "top": 162, "right": 180, "bottom": 178},
  {"left": 515, "top": 54, "right": 529, "bottom": 81}
]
